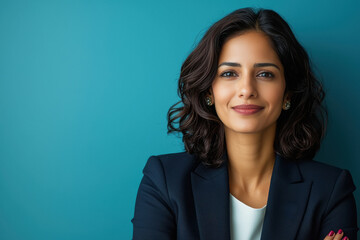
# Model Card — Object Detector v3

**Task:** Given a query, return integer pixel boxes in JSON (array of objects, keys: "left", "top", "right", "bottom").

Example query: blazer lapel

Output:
[
  {"left": 191, "top": 153, "right": 312, "bottom": 240},
  {"left": 260, "top": 154, "right": 313, "bottom": 240},
  {"left": 191, "top": 159, "right": 230, "bottom": 240}
]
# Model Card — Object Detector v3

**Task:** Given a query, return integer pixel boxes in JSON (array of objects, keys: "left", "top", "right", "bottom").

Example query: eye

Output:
[
  {"left": 257, "top": 72, "right": 274, "bottom": 78},
  {"left": 220, "top": 71, "right": 238, "bottom": 78}
]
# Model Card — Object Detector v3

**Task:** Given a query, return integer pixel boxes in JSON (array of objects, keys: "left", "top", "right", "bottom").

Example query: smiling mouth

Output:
[{"left": 232, "top": 105, "right": 264, "bottom": 115}]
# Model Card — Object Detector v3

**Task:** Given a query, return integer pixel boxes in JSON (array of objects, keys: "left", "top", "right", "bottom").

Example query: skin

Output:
[
  {"left": 324, "top": 230, "right": 348, "bottom": 240},
  {"left": 210, "top": 30, "right": 288, "bottom": 208},
  {"left": 208, "top": 30, "right": 348, "bottom": 240}
]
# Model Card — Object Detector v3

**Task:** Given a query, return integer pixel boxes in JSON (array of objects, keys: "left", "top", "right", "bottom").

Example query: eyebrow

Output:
[{"left": 218, "top": 62, "right": 280, "bottom": 70}]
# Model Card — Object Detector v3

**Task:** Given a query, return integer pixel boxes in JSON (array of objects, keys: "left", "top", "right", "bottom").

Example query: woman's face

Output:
[{"left": 211, "top": 30, "right": 289, "bottom": 135}]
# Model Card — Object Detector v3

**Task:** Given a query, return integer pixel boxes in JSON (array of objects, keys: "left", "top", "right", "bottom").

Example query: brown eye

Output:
[
  {"left": 220, "top": 71, "right": 237, "bottom": 78},
  {"left": 257, "top": 72, "right": 274, "bottom": 78}
]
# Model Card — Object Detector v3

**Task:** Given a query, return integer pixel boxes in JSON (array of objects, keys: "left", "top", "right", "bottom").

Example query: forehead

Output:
[{"left": 219, "top": 30, "right": 282, "bottom": 67}]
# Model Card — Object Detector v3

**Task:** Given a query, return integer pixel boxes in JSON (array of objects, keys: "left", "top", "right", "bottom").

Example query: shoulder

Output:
[
  {"left": 141, "top": 152, "right": 201, "bottom": 211},
  {"left": 143, "top": 151, "right": 199, "bottom": 174},
  {"left": 295, "top": 159, "right": 356, "bottom": 199},
  {"left": 294, "top": 159, "right": 358, "bottom": 238},
  {"left": 296, "top": 159, "right": 354, "bottom": 184},
  {"left": 296, "top": 159, "right": 346, "bottom": 179},
  {"left": 142, "top": 151, "right": 200, "bottom": 185}
]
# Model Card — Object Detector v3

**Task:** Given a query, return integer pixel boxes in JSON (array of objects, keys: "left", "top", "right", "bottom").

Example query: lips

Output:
[{"left": 232, "top": 104, "right": 264, "bottom": 115}]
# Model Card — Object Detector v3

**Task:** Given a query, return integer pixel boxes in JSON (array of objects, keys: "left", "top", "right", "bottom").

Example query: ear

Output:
[
  {"left": 208, "top": 88, "right": 214, "bottom": 100},
  {"left": 284, "top": 91, "right": 292, "bottom": 101}
]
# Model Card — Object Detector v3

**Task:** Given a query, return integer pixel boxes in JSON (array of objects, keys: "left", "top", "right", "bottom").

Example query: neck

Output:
[{"left": 226, "top": 123, "right": 276, "bottom": 191}]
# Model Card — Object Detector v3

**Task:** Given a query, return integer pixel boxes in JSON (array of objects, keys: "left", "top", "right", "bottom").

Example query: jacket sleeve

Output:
[
  {"left": 131, "top": 156, "right": 176, "bottom": 240},
  {"left": 319, "top": 169, "right": 358, "bottom": 239}
]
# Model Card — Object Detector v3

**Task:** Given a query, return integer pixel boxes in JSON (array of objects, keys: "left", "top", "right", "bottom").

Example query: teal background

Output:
[{"left": 0, "top": 0, "right": 359, "bottom": 239}]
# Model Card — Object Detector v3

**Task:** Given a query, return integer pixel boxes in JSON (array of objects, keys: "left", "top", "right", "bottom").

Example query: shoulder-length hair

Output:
[{"left": 167, "top": 7, "right": 327, "bottom": 167}]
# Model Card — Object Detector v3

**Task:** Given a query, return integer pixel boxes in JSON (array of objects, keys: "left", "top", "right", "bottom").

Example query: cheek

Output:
[
  {"left": 212, "top": 82, "right": 234, "bottom": 121},
  {"left": 262, "top": 85, "right": 285, "bottom": 111},
  {"left": 269, "top": 92, "right": 283, "bottom": 106},
  {"left": 212, "top": 82, "right": 234, "bottom": 104}
]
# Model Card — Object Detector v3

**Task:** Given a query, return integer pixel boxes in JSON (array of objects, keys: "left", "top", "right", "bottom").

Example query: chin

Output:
[
  {"left": 234, "top": 129, "right": 262, "bottom": 134},
  {"left": 225, "top": 121, "right": 277, "bottom": 134},
  {"left": 226, "top": 125, "right": 261, "bottom": 134}
]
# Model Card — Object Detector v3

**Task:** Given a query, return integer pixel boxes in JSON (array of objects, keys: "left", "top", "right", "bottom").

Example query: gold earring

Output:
[
  {"left": 283, "top": 101, "right": 291, "bottom": 110},
  {"left": 205, "top": 96, "right": 213, "bottom": 106}
]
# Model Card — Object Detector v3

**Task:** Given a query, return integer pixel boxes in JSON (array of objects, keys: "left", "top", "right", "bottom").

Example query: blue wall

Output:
[{"left": 0, "top": 0, "right": 359, "bottom": 239}]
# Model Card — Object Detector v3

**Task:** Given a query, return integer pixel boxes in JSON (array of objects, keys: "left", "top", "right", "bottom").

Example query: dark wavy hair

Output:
[{"left": 167, "top": 7, "right": 327, "bottom": 167}]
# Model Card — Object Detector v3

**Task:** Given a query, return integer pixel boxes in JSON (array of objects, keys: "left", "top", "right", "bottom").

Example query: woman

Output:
[{"left": 131, "top": 7, "right": 358, "bottom": 240}]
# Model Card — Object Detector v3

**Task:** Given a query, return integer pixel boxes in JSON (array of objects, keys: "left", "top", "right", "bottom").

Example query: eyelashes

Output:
[
  {"left": 219, "top": 70, "right": 275, "bottom": 79},
  {"left": 220, "top": 71, "right": 238, "bottom": 78},
  {"left": 257, "top": 72, "right": 274, "bottom": 78}
]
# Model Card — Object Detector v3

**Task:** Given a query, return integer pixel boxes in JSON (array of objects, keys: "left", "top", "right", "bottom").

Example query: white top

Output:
[{"left": 229, "top": 193, "right": 267, "bottom": 240}]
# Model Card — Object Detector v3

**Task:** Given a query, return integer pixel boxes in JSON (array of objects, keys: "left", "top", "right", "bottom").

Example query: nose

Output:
[{"left": 238, "top": 72, "right": 257, "bottom": 99}]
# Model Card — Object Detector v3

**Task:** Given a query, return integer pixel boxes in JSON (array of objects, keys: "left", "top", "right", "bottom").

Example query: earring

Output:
[
  {"left": 205, "top": 96, "right": 213, "bottom": 106},
  {"left": 283, "top": 101, "right": 291, "bottom": 110}
]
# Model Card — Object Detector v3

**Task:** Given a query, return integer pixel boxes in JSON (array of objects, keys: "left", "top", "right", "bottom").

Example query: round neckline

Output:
[{"left": 230, "top": 193, "right": 267, "bottom": 211}]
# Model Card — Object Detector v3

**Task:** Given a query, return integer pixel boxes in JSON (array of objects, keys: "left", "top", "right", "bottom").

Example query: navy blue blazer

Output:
[{"left": 131, "top": 152, "right": 358, "bottom": 239}]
